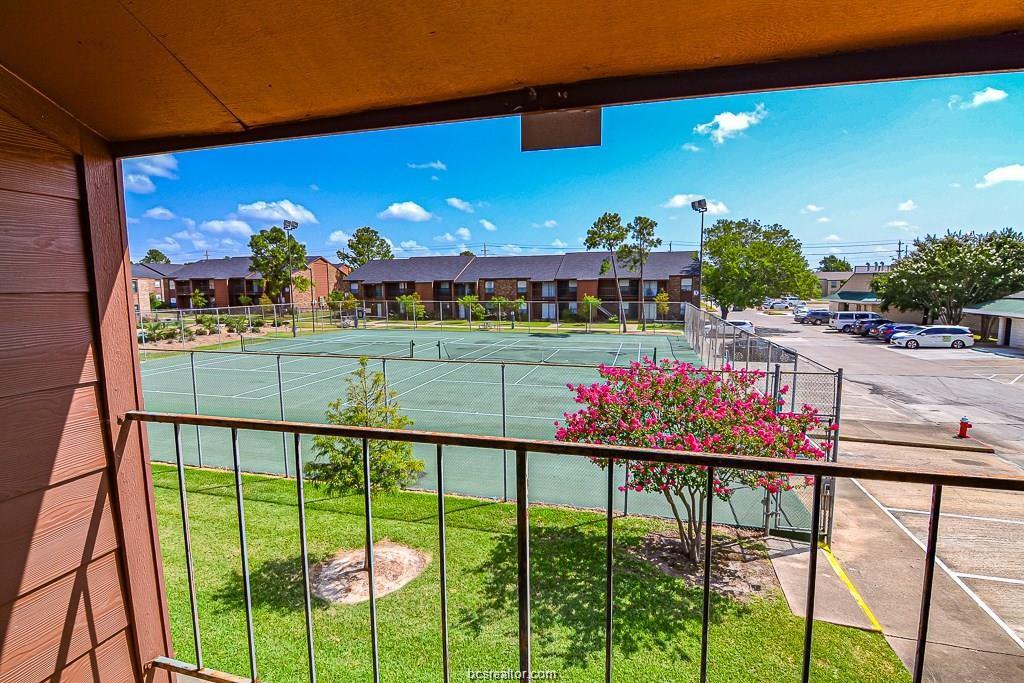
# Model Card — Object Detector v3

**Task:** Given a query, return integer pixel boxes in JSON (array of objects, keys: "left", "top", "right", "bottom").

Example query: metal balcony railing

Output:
[{"left": 125, "top": 410, "right": 1024, "bottom": 683}]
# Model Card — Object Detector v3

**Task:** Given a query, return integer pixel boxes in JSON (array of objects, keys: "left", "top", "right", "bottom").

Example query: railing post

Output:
[
  {"left": 294, "top": 433, "right": 317, "bottom": 683},
  {"left": 437, "top": 445, "right": 451, "bottom": 683},
  {"left": 516, "top": 448, "right": 531, "bottom": 679},
  {"left": 605, "top": 459, "right": 615, "bottom": 683},
  {"left": 800, "top": 474, "right": 824, "bottom": 683},
  {"left": 278, "top": 355, "right": 289, "bottom": 477},
  {"left": 189, "top": 351, "right": 203, "bottom": 467},
  {"left": 230, "top": 428, "right": 258, "bottom": 682},
  {"left": 173, "top": 424, "right": 203, "bottom": 669},
  {"left": 790, "top": 356, "right": 799, "bottom": 412},
  {"left": 501, "top": 363, "right": 508, "bottom": 502},
  {"left": 700, "top": 466, "right": 715, "bottom": 683},
  {"left": 913, "top": 484, "right": 943, "bottom": 683},
  {"left": 362, "top": 438, "right": 381, "bottom": 683},
  {"left": 826, "top": 369, "right": 844, "bottom": 545},
  {"left": 381, "top": 358, "right": 388, "bottom": 407}
]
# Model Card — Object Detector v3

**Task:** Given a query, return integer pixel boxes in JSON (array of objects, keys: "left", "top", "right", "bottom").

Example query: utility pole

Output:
[
  {"left": 283, "top": 220, "right": 299, "bottom": 337},
  {"left": 690, "top": 199, "right": 708, "bottom": 307},
  {"left": 481, "top": 243, "right": 489, "bottom": 256}
]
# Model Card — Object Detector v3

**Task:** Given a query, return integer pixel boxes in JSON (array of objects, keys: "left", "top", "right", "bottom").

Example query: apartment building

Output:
[
  {"left": 130, "top": 262, "right": 182, "bottom": 312},
  {"left": 170, "top": 255, "right": 346, "bottom": 308},
  {"left": 347, "top": 251, "right": 699, "bottom": 320}
]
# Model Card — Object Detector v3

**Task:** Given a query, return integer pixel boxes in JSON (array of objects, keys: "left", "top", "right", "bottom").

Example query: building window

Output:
[
  {"left": 131, "top": 280, "right": 138, "bottom": 293},
  {"left": 517, "top": 280, "right": 527, "bottom": 295},
  {"left": 208, "top": 280, "right": 214, "bottom": 289},
  {"left": 680, "top": 278, "right": 693, "bottom": 292},
  {"left": 154, "top": 280, "right": 161, "bottom": 288},
  {"left": 618, "top": 279, "right": 630, "bottom": 289},
  {"left": 541, "top": 281, "right": 556, "bottom": 297},
  {"left": 567, "top": 302, "right": 578, "bottom": 314},
  {"left": 484, "top": 280, "right": 494, "bottom": 295},
  {"left": 398, "top": 281, "right": 409, "bottom": 290},
  {"left": 170, "top": 297, "right": 177, "bottom": 305},
  {"left": 351, "top": 283, "right": 360, "bottom": 294},
  {"left": 541, "top": 303, "right": 557, "bottom": 319},
  {"left": 438, "top": 281, "right": 451, "bottom": 295},
  {"left": 567, "top": 279, "right": 577, "bottom": 290},
  {"left": 643, "top": 280, "right": 658, "bottom": 296},
  {"left": 169, "top": 281, "right": 175, "bottom": 290}
]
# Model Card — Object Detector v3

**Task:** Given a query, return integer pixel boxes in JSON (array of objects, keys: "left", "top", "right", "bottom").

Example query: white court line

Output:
[
  {"left": 403, "top": 406, "right": 558, "bottom": 421},
  {"left": 851, "top": 478, "right": 1024, "bottom": 650},
  {"left": 953, "top": 572, "right": 1024, "bottom": 586},
  {"left": 611, "top": 342, "right": 624, "bottom": 367},
  {"left": 1011, "top": 374, "right": 1024, "bottom": 385},
  {"left": 886, "top": 507, "right": 1024, "bottom": 527},
  {"left": 233, "top": 356, "right": 365, "bottom": 399},
  {"left": 390, "top": 337, "right": 525, "bottom": 402},
  {"left": 514, "top": 350, "right": 560, "bottom": 385}
]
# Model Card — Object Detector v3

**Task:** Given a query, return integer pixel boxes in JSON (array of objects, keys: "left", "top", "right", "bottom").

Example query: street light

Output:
[
  {"left": 283, "top": 219, "right": 298, "bottom": 337},
  {"left": 690, "top": 198, "right": 708, "bottom": 307}
]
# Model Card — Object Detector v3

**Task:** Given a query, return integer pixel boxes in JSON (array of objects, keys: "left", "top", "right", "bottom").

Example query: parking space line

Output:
[
  {"left": 953, "top": 573, "right": 1024, "bottom": 586},
  {"left": 885, "top": 507, "right": 1024, "bottom": 526},
  {"left": 851, "top": 479, "right": 1024, "bottom": 650}
]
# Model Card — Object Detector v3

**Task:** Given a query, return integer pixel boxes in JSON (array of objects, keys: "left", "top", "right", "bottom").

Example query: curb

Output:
[{"left": 810, "top": 432, "right": 995, "bottom": 453}]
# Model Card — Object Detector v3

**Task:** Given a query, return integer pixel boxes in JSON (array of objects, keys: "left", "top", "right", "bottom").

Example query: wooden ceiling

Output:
[{"left": 1, "top": 1, "right": 1022, "bottom": 150}]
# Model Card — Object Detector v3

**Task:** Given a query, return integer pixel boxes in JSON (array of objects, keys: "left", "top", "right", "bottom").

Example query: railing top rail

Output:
[{"left": 126, "top": 410, "right": 1024, "bottom": 492}]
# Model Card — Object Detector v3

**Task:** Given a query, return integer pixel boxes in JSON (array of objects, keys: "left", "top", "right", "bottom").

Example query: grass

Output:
[{"left": 155, "top": 464, "right": 908, "bottom": 682}]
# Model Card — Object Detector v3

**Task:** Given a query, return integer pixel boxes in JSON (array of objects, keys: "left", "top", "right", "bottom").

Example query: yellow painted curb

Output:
[{"left": 821, "top": 543, "right": 883, "bottom": 633}]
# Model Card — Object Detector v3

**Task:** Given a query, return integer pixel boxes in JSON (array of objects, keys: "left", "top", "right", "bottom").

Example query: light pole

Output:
[
  {"left": 690, "top": 199, "right": 708, "bottom": 308},
  {"left": 283, "top": 219, "right": 298, "bottom": 337}
]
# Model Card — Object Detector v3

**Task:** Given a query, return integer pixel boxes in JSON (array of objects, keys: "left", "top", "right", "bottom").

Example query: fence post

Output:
[
  {"left": 515, "top": 448, "right": 531, "bottom": 678},
  {"left": 439, "top": 301, "right": 444, "bottom": 330},
  {"left": 381, "top": 358, "right": 388, "bottom": 407},
  {"left": 790, "top": 356, "right": 799, "bottom": 412},
  {"left": 501, "top": 364, "right": 508, "bottom": 502},
  {"left": 825, "top": 368, "right": 844, "bottom": 545},
  {"left": 179, "top": 310, "right": 186, "bottom": 350},
  {"left": 278, "top": 355, "right": 289, "bottom": 477},
  {"left": 622, "top": 463, "right": 630, "bottom": 516},
  {"left": 190, "top": 352, "right": 203, "bottom": 468}
]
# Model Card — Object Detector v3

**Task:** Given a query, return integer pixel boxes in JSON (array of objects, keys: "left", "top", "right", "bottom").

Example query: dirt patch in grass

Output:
[
  {"left": 312, "top": 540, "right": 430, "bottom": 604},
  {"left": 630, "top": 525, "right": 778, "bottom": 601}
]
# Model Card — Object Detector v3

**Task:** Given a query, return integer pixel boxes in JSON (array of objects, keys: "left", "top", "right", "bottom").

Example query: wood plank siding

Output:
[{"left": 0, "top": 67, "right": 170, "bottom": 681}]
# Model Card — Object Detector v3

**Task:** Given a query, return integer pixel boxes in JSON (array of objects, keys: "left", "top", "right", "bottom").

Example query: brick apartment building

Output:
[
  {"left": 346, "top": 251, "right": 699, "bottom": 320},
  {"left": 167, "top": 255, "right": 347, "bottom": 308},
  {"left": 130, "top": 262, "right": 182, "bottom": 312}
]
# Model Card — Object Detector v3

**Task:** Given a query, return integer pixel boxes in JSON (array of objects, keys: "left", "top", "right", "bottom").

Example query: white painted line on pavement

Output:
[
  {"left": 851, "top": 478, "right": 1024, "bottom": 651},
  {"left": 953, "top": 573, "right": 1024, "bottom": 586},
  {"left": 886, "top": 507, "right": 1024, "bottom": 527}
]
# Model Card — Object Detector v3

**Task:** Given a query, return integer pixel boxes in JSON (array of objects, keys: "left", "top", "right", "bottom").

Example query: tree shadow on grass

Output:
[
  {"left": 461, "top": 519, "right": 749, "bottom": 669},
  {"left": 214, "top": 554, "right": 334, "bottom": 614}
]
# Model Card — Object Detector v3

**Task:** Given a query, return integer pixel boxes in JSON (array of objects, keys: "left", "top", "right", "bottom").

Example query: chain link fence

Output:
[{"left": 141, "top": 339, "right": 842, "bottom": 539}]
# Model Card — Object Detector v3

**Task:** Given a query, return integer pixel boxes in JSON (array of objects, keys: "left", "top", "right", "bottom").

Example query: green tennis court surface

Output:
[{"left": 141, "top": 328, "right": 807, "bottom": 529}]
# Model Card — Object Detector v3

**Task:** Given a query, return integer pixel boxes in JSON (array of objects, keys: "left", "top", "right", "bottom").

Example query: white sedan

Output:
[
  {"left": 890, "top": 326, "right": 974, "bottom": 349},
  {"left": 703, "top": 320, "right": 755, "bottom": 337}
]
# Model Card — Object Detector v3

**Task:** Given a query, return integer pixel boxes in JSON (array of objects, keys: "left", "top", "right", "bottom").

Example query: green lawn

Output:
[{"left": 155, "top": 464, "right": 907, "bottom": 682}]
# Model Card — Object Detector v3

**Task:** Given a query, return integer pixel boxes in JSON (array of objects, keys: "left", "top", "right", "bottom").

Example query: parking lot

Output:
[{"left": 739, "top": 307, "right": 1024, "bottom": 678}]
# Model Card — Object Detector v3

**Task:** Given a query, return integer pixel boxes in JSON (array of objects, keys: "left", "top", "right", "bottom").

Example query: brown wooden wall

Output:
[{"left": 0, "top": 68, "right": 170, "bottom": 681}]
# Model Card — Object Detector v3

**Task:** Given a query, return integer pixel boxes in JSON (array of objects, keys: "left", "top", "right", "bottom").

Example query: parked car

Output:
[
  {"left": 766, "top": 300, "right": 792, "bottom": 310},
  {"left": 829, "top": 311, "right": 880, "bottom": 332},
  {"left": 703, "top": 319, "right": 755, "bottom": 337},
  {"left": 724, "top": 337, "right": 797, "bottom": 363},
  {"left": 890, "top": 326, "right": 974, "bottom": 349},
  {"left": 873, "top": 323, "right": 917, "bottom": 342},
  {"left": 793, "top": 305, "right": 810, "bottom": 321},
  {"left": 801, "top": 310, "right": 831, "bottom": 326},
  {"left": 852, "top": 318, "right": 893, "bottom": 336}
]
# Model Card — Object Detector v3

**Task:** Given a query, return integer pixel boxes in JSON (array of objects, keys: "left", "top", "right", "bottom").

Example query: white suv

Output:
[{"left": 829, "top": 311, "right": 880, "bottom": 332}]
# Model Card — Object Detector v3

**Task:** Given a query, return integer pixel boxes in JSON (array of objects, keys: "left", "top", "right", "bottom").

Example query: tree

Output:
[
  {"left": 557, "top": 360, "right": 825, "bottom": 563},
  {"left": 189, "top": 289, "right": 206, "bottom": 309},
  {"left": 457, "top": 293, "right": 484, "bottom": 325},
  {"left": 237, "top": 294, "right": 252, "bottom": 306},
  {"left": 460, "top": 249, "right": 475, "bottom": 257},
  {"left": 654, "top": 290, "right": 670, "bottom": 321},
  {"left": 141, "top": 249, "right": 171, "bottom": 264},
  {"left": 581, "top": 294, "right": 602, "bottom": 332},
  {"left": 308, "top": 358, "right": 423, "bottom": 497},
  {"left": 702, "top": 218, "right": 819, "bottom": 318},
  {"left": 872, "top": 229, "right": 1024, "bottom": 325},
  {"left": 618, "top": 215, "right": 662, "bottom": 331},
  {"left": 249, "top": 225, "right": 308, "bottom": 303},
  {"left": 336, "top": 227, "right": 394, "bottom": 269},
  {"left": 395, "top": 292, "right": 426, "bottom": 326},
  {"left": 148, "top": 292, "right": 164, "bottom": 310},
  {"left": 818, "top": 255, "right": 852, "bottom": 272},
  {"left": 585, "top": 212, "right": 629, "bottom": 332}
]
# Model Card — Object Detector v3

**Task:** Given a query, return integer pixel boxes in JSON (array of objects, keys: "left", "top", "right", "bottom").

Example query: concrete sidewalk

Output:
[{"left": 836, "top": 419, "right": 995, "bottom": 453}]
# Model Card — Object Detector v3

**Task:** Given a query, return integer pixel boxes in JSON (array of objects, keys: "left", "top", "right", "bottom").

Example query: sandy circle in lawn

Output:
[{"left": 312, "top": 540, "right": 429, "bottom": 604}]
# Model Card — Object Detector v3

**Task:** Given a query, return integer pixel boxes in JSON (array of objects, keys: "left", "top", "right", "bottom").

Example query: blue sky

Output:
[{"left": 124, "top": 72, "right": 1024, "bottom": 268}]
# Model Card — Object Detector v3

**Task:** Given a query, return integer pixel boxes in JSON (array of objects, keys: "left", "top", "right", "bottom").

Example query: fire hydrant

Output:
[{"left": 956, "top": 416, "right": 972, "bottom": 439}]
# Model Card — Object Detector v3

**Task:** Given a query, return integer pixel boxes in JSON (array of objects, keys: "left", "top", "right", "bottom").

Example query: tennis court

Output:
[{"left": 140, "top": 328, "right": 803, "bottom": 529}]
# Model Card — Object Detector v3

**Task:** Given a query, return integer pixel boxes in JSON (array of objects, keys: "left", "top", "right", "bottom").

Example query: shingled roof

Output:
[
  {"left": 347, "top": 255, "right": 474, "bottom": 284},
  {"left": 132, "top": 262, "right": 183, "bottom": 278},
  {"left": 455, "top": 255, "right": 562, "bottom": 282},
  {"left": 555, "top": 251, "right": 698, "bottom": 279}
]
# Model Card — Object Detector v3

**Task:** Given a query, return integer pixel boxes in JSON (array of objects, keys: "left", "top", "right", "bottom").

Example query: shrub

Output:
[{"left": 556, "top": 359, "right": 827, "bottom": 563}]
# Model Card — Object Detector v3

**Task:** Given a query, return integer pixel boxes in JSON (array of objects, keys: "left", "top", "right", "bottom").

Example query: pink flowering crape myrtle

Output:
[{"left": 555, "top": 359, "right": 828, "bottom": 563}]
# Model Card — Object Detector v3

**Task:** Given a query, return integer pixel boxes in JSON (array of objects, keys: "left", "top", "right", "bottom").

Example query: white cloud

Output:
[
  {"left": 802, "top": 204, "right": 824, "bottom": 213},
  {"left": 201, "top": 219, "right": 252, "bottom": 236},
  {"left": 126, "top": 216, "right": 140, "bottom": 225},
  {"left": 378, "top": 201, "right": 433, "bottom": 222},
  {"left": 148, "top": 236, "right": 181, "bottom": 253},
  {"left": 395, "top": 240, "right": 431, "bottom": 254},
  {"left": 500, "top": 244, "right": 523, "bottom": 255},
  {"left": 694, "top": 103, "right": 766, "bottom": 144},
  {"left": 431, "top": 175, "right": 439, "bottom": 181},
  {"left": 144, "top": 206, "right": 176, "bottom": 220},
  {"left": 479, "top": 219, "right": 497, "bottom": 232},
  {"left": 948, "top": 86, "right": 1008, "bottom": 110},
  {"left": 681, "top": 143, "right": 701, "bottom": 153},
  {"left": 551, "top": 239, "right": 568, "bottom": 248},
  {"left": 823, "top": 234, "right": 842, "bottom": 242},
  {"left": 408, "top": 160, "right": 447, "bottom": 171},
  {"left": 434, "top": 232, "right": 457, "bottom": 243},
  {"left": 446, "top": 197, "right": 474, "bottom": 213},
  {"left": 886, "top": 220, "right": 916, "bottom": 232},
  {"left": 975, "top": 163, "right": 1024, "bottom": 189},
  {"left": 454, "top": 226, "right": 471, "bottom": 240},
  {"left": 124, "top": 174, "right": 156, "bottom": 194},
  {"left": 128, "top": 154, "right": 179, "bottom": 180},
  {"left": 897, "top": 199, "right": 918, "bottom": 211},
  {"left": 182, "top": 218, "right": 196, "bottom": 228},
  {"left": 310, "top": 183, "right": 320, "bottom": 191},
  {"left": 531, "top": 219, "right": 558, "bottom": 228},
  {"left": 327, "top": 230, "right": 351, "bottom": 244},
  {"left": 660, "top": 194, "right": 729, "bottom": 214},
  {"left": 817, "top": 216, "right": 832, "bottom": 223},
  {"left": 237, "top": 199, "right": 318, "bottom": 224},
  {"left": 173, "top": 228, "right": 216, "bottom": 251}
]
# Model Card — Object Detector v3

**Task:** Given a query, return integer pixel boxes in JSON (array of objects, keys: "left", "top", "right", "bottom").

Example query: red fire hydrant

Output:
[{"left": 956, "top": 416, "right": 972, "bottom": 439}]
